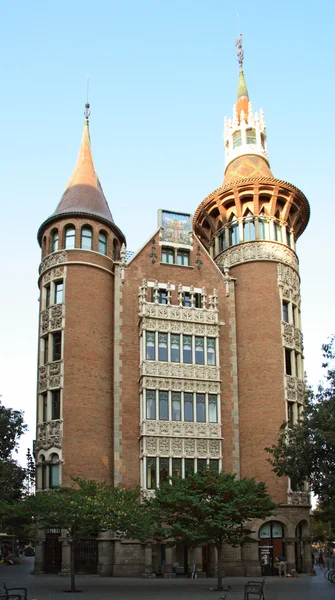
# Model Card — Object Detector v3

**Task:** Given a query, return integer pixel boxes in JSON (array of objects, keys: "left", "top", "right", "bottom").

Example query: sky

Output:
[{"left": 0, "top": 0, "right": 334, "bottom": 466}]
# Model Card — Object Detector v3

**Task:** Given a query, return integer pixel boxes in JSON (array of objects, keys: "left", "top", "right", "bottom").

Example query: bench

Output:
[
  {"left": 244, "top": 579, "right": 265, "bottom": 600},
  {"left": 2, "top": 582, "right": 28, "bottom": 600}
]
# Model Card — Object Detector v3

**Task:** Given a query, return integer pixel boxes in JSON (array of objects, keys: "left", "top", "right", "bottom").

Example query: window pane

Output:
[
  {"left": 52, "top": 231, "right": 59, "bottom": 252},
  {"left": 146, "top": 332, "right": 155, "bottom": 360},
  {"left": 185, "top": 458, "right": 194, "bottom": 476},
  {"left": 98, "top": 232, "right": 107, "bottom": 255},
  {"left": 258, "top": 217, "right": 269, "bottom": 240},
  {"left": 50, "top": 463, "right": 59, "bottom": 487},
  {"left": 274, "top": 222, "right": 282, "bottom": 242},
  {"left": 44, "top": 337, "right": 49, "bottom": 364},
  {"left": 52, "top": 390, "right": 60, "bottom": 420},
  {"left": 45, "top": 285, "right": 50, "bottom": 308},
  {"left": 172, "top": 392, "right": 181, "bottom": 421},
  {"left": 288, "top": 402, "right": 294, "bottom": 425},
  {"left": 183, "top": 293, "right": 191, "bottom": 307},
  {"left": 81, "top": 227, "right": 92, "bottom": 250},
  {"left": 172, "top": 458, "right": 182, "bottom": 479},
  {"left": 246, "top": 128, "right": 256, "bottom": 144},
  {"left": 282, "top": 301, "right": 289, "bottom": 323},
  {"left": 54, "top": 281, "right": 63, "bottom": 304},
  {"left": 183, "top": 335, "right": 192, "bottom": 363},
  {"left": 197, "top": 459, "right": 207, "bottom": 472},
  {"left": 207, "top": 338, "right": 216, "bottom": 366},
  {"left": 42, "top": 394, "right": 48, "bottom": 422},
  {"left": 159, "top": 458, "right": 169, "bottom": 485},
  {"left": 243, "top": 219, "right": 255, "bottom": 242},
  {"left": 219, "top": 232, "right": 226, "bottom": 251},
  {"left": 159, "top": 290, "right": 168, "bottom": 304},
  {"left": 65, "top": 227, "right": 75, "bottom": 249},
  {"left": 42, "top": 462, "right": 47, "bottom": 490},
  {"left": 52, "top": 332, "right": 62, "bottom": 361},
  {"left": 230, "top": 221, "right": 240, "bottom": 245},
  {"left": 184, "top": 393, "right": 193, "bottom": 421},
  {"left": 233, "top": 131, "right": 242, "bottom": 148},
  {"left": 147, "top": 457, "right": 156, "bottom": 489},
  {"left": 209, "top": 460, "right": 219, "bottom": 473},
  {"left": 158, "top": 333, "right": 168, "bottom": 361},
  {"left": 146, "top": 390, "right": 156, "bottom": 420},
  {"left": 196, "top": 394, "right": 205, "bottom": 422},
  {"left": 159, "top": 391, "right": 168, "bottom": 420},
  {"left": 195, "top": 337, "right": 204, "bottom": 365},
  {"left": 171, "top": 334, "right": 180, "bottom": 362},
  {"left": 285, "top": 348, "right": 292, "bottom": 375},
  {"left": 208, "top": 395, "right": 218, "bottom": 423},
  {"left": 177, "top": 251, "right": 189, "bottom": 266},
  {"left": 162, "top": 248, "right": 174, "bottom": 264}
]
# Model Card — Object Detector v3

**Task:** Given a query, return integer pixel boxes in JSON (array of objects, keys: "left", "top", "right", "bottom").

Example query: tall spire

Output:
[
  {"left": 52, "top": 104, "right": 115, "bottom": 224},
  {"left": 235, "top": 34, "right": 249, "bottom": 122}
]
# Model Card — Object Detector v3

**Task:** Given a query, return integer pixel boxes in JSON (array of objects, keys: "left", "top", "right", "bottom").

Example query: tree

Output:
[
  {"left": 0, "top": 401, "right": 28, "bottom": 504},
  {"left": 146, "top": 471, "right": 276, "bottom": 590},
  {"left": 267, "top": 335, "right": 335, "bottom": 507},
  {"left": 23, "top": 478, "right": 150, "bottom": 593}
]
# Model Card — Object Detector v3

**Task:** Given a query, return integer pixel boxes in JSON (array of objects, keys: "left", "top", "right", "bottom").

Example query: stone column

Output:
[
  {"left": 98, "top": 531, "right": 114, "bottom": 576},
  {"left": 164, "top": 546, "right": 176, "bottom": 578},
  {"left": 34, "top": 539, "right": 45, "bottom": 574},
  {"left": 285, "top": 540, "right": 295, "bottom": 574},
  {"left": 60, "top": 536, "right": 71, "bottom": 575},
  {"left": 241, "top": 542, "right": 261, "bottom": 577},
  {"left": 142, "top": 542, "right": 156, "bottom": 578},
  {"left": 194, "top": 546, "right": 206, "bottom": 578},
  {"left": 303, "top": 538, "right": 313, "bottom": 574}
]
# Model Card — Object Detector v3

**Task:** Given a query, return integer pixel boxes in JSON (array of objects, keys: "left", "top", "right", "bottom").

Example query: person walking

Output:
[
  {"left": 278, "top": 555, "right": 287, "bottom": 577},
  {"left": 318, "top": 551, "right": 325, "bottom": 570}
]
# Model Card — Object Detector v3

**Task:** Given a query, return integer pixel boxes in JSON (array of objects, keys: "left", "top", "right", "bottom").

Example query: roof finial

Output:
[
  {"left": 85, "top": 75, "right": 90, "bottom": 123},
  {"left": 235, "top": 33, "right": 244, "bottom": 71}
]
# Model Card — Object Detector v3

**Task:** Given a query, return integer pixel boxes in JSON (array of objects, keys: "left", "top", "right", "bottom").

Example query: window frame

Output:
[
  {"left": 81, "top": 226, "right": 93, "bottom": 250},
  {"left": 65, "top": 226, "right": 76, "bottom": 249}
]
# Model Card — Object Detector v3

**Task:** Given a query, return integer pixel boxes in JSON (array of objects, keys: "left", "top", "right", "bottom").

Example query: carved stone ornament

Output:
[
  {"left": 140, "top": 435, "right": 222, "bottom": 460},
  {"left": 139, "top": 301, "right": 219, "bottom": 325},
  {"left": 140, "top": 360, "right": 220, "bottom": 382},
  {"left": 282, "top": 323, "right": 302, "bottom": 353},
  {"left": 50, "top": 305, "right": 63, "bottom": 330},
  {"left": 216, "top": 241, "right": 299, "bottom": 272},
  {"left": 141, "top": 317, "right": 218, "bottom": 337},
  {"left": 40, "top": 251, "right": 67, "bottom": 275},
  {"left": 285, "top": 375, "right": 305, "bottom": 402},
  {"left": 287, "top": 491, "right": 310, "bottom": 506},
  {"left": 140, "top": 376, "right": 220, "bottom": 394},
  {"left": 38, "top": 361, "right": 63, "bottom": 393},
  {"left": 140, "top": 419, "right": 221, "bottom": 439},
  {"left": 36, "top": 419, "right": 63, "bottom": 451},
  {"left": 41, "top": 310, "right": 49, "bottom": 334},
  {"left": 277, "top": 263, "right": 301, "bottom": 307}
]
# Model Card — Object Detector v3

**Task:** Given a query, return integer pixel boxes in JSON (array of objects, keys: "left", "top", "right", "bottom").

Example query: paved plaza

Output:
[{"left": 1, "top": 558, "right": 334, "bottom": 600}]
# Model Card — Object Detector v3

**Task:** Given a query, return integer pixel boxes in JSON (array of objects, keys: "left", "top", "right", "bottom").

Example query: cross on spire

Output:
[{"left": 235, "top": 33, "right": 244, "bottom": 71}]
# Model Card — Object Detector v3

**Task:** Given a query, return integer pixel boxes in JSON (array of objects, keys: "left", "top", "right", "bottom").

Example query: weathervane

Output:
[{"left": 235, "top": 33, "right": 244, "bottom": 70}]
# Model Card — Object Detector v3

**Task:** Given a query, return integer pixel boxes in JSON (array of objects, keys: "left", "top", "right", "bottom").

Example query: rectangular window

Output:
[
  {"left": 172, "top": 458, "right": 182, "bottom": 479},
  {"left": 42, "top": 393, "right": 48, "bottom": 422},
  {"left": 183, "top": 335, "right": 192, "bottom": 363},
  {"left": 177, "top": 250, "right": 190, "bottom": 266},
  {"left": 159, "top": 391, "right": 168, "bottom": 420},
  {"left": 162, "top": 248, "right": 174, "bottom": 264},
  {"left": 295, "top": 353, "right": 300, "bottom": 378},
  {"left": 185, "top": 458, "right": 194, "bottom": 476},
  {"left": 171, "top": 392, "right": 181, "bottom": 421},
  {"left": 51, "top": 390, "right": 60, "bottom": 420},
  {"left": 43, "top": 336, "right": 49, "bottom": 364},
  {"left": 207, "top": 338, "right": 216, "bottom": 366},
  {"left": 146, "top": 457, "right": 156, "bottom": 489},
  {"left": 171, "top": 334, "right": 180, "bottom": 362},
  {"left": 45, "top": 285, "right": 50, "bottom": 308},
  {"left": 54, "top": 281, "right": 63, "bottom": 304},
  {"left": 49, "top": 463, "right": 59, "bottom": 488},
  {"left": 159, "top": 458, "right": 169, "bottom": 485},
  {"left": 158, "top": 333, "right": 168, "bottom": 361},
  {"left": 208, "top": 395, "right": 218, "bottom": 423},
  {"left": 52, "top": 332, "right": 62, "bottom": 361},
  {"left": 183, "top": 292, "right": 191, "bottom": 307},
  {"left": 274, "top": 222, "right": 282, "bottom": 242},
  {"left": 233, "top": 131, "right": 242, "bottom": 148},
  {"left": 246, "top": 128, "right": 256, "bottom": 144},
  {"left": 41, "top": 462, "right": 47, "bottom": 490},
  {"left": 146, "top": 332, "right": 155, "bottom": 360},
  {"left": 297, "top": 404, "right": 303, "bottom": 422},
  {"left": 287, "top": 402, "right": 294, "bottom": 425},
  {"left": 196, "top": 393, "right": 205, "bottom": 422},
  {"left": 282, "top": 301, "right": 289, "bottom": 323},
  {"left": 209, "top": 459, "right": 219, "bottom": 472},
  {"left": 146, "top": 390, "right": 156, "bottom": 420},
  {"left": 285, "top": 348, "right": 292, "bottom": 375},
  {"left": 195, "top": 337, "right": 204, "bottom": 365},
  {"left": 158, "top": 290, "right": 168, "bottom": 304},
  {"left": 197, "top": 459, "right": 207, "bottom": 472},
  {"left": 184, "top": 393, "right": 194, "bottom": 421},
  {"left": 258, "top": 217, "right": 269, "bottom": 240}
]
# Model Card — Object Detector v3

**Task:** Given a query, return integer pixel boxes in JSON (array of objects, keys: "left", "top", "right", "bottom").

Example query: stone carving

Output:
[
  {"left": 50, "top": 305, "right": 63, "bottom": 330},
  {"left": 141, "top": 318, "right": 218, "bottom": 337},
  {"left": 285, "top": 375, "right": 305, "bottom": 402},
  {"left": 140, "top": 436, "right": 223, "bottom": 459},
  {"left": 140, "top": 377, "right": 220, "bottom": 394},
  {"left": 41, "top": 310, "right": 49, "bottom": 334},
  {"left": 38, "top": 362, "right": 63, "bottom": 393},
  {"left": 43, "top": 272, "right": 51, "bottom": 284},
  {"left": 52, "top": 266, "right": 64, "bottom": 278},
  {"left": 209, "top": 439, "right": 220, "bottom": 457},
  {"left": 40, "top": 251, "right": 67, "bottom": 275},
  {"left": 216, "top": 241, "right": 299, "bottom": 272},
  {"left": 184, "top": 439, "right": 195, "bottom": 455},
  {"left": 287, "top": 491, "right": 310, "bottom": 506},
  {"left": 277, "top": 263, "right": 301, "bottom": 307},
  {"left": 283, "top": 323, "right": 294, "bottom": 348},
  {"left": 196, "top": 439, "right": 208, "bottom": 455},
  {"left": 140, "top": 302, "right": 218, "bottom": 324},
  {"left": 140, "top": 361, "right": 220, "bottom": 381},
  {"left": 36, "top": 419, "right": 63, "bottom": 451},
  {"left": 159, "top": 438, "right": 170, "bottom": 454},
  {"left": 145, "top": 437, "right": 157, "bottom": 454},
  {"left": 140, "top": 420, "right": 221, "bottom": 439},
  {"left": 171, "top": 438, "right": 183, "bottom": 454}
]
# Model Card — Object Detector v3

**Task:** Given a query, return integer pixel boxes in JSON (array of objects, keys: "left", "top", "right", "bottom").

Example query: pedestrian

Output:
[
  {"left": 318, "top": 551, "right": 325, "bottom": 570},
  {"left": 278, "top": 555, "right": 287, "bottom": 577}
]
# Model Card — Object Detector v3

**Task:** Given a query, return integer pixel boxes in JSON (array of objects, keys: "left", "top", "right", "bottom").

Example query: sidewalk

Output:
[{"left": 1, "top": 558, "right": 333, "bottom": 600}]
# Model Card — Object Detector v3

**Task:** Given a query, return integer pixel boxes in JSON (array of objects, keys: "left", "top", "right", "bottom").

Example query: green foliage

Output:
[
  {"left": 267, "top": 335, "right": 335, "bottom": 507},
  {"left": 0, "top": 402, "right": 27, "bottom": 460}
]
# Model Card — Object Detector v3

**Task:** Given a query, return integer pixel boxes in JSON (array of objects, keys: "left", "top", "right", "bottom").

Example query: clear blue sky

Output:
[{"left": 0, "top": 0, "right": 334, "bottom": 464}]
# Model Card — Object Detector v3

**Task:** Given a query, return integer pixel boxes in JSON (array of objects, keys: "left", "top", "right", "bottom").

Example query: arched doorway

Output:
[
  {"left": 295, "top": 520, "right": 309, "bottom": 573},
  {"left": 258, "top": 521, "right": 285, "bottom": 576}
]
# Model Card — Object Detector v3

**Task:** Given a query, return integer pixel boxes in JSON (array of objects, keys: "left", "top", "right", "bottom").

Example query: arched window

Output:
[
  {"left": 274, "top": 221, "right": 282, "bottom": 242},
  {"left": 40, "top": 454, "right": 47, "bottom": 490},
  {"left": 98, "top": 231, "right": 107, "bottom": 255},
  {"left": 232, "top": 131, "right": 242, "bottom": 148},
  {"left": 65, "top": 226, "right": 75, "bottom": 249},
  {"left": 51, "top": 229, "right": 59, "bottom": 252},
  {"left": 246, "top": 128, "right": 256, "bottom": 144},
  {"left": 243, "top": 213, "right": 255, "bottom": 241},
  {"left": 49, "top": 453, "right": 60, "bottom": 488},
  {"left": 81, "top": 226, "right": 92, "bottom": 250},
  {"left": 229, "top": 216, "right": 239, "bottom": 246},
  {"left": 258, "top": 214, "right": 269, "bottom": 240}
]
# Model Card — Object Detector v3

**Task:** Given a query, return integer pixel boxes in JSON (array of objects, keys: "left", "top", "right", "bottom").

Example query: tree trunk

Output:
[
  {"left": 216, "top": 541, "right": 225, "bottom": 591},
  {"left": 70, "top": 538, "right": 76, "bottom": 592}
]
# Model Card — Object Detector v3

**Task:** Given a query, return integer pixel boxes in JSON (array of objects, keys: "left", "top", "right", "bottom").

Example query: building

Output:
[{"left": 34, "top": 40, "right": 312, "bottom": 577}]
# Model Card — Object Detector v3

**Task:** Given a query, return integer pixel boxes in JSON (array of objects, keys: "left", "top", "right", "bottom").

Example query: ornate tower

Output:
[
  {"left": 35, "top": 105, "right": 125, "bottom": 491},
  {"left": 194, "top": 36, "right": 310, "bottom": 568}
]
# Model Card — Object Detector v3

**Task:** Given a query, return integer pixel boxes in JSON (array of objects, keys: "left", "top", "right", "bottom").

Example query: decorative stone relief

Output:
[
  {"left": 209, "top": 439, "right": 220, "bottom": 457},
  {"left": 40, "top": 251, "right": 67, "bottom": 275},
  {"left": 184, "top": 439, "right": 195, "bottom": 455},
  {"left": 140, "top": 361, "right": 220, "bottom": 381},
  {"left": 197, "top": 439, "right": 208, "bottom": 455},
  {"left": 140, "top": 377, "right": 220, "bottom": 394},
  {"left": 41, "top": 310, "right": 49, "bottom": 334},
  {"left": 141, "top": 420, "right": 221, "bottom": 439},
  {"left": 145, "top": 437, "right": 157, "bottom": 454},
  {"left": 277, "top": 263, "right": 301, "bottom": 307},
  {"left": 139, "top": 302, "right": 218, "bottom": 324},
  {"left": 171, "top": 438, "right": 183, "bottom": 454},
  {"left": 159, "top": 438, "right": 170, "bottom": 454},
  {"left": 216, "top": 241, "right": 299, "bottom": 272},
  {"left": 287, "top": 491, "right": 310, "bottom": 506},
  {"left": 50, "top": 305, "right": 63, "bottom": 330},
  {"left": 140, "top": 436, "right": 222, "bottom": 459},
  {"left": 285, "top": 375, "right": 305, "bottom": 403},
  {"left": 38, "top": 362, "right": 63, "bottom": 393},
  {"left": 43, "top": 272, "right": 51, "bottom": 284},
  {"left": 141, "top": 318, "right": 218, "bottom": 337},
  {"left": 52, "top": 266, "right": 64, "bottom": 278},
  {"left": 36, "top": 419, "right": 63, "bottom": 451}
]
